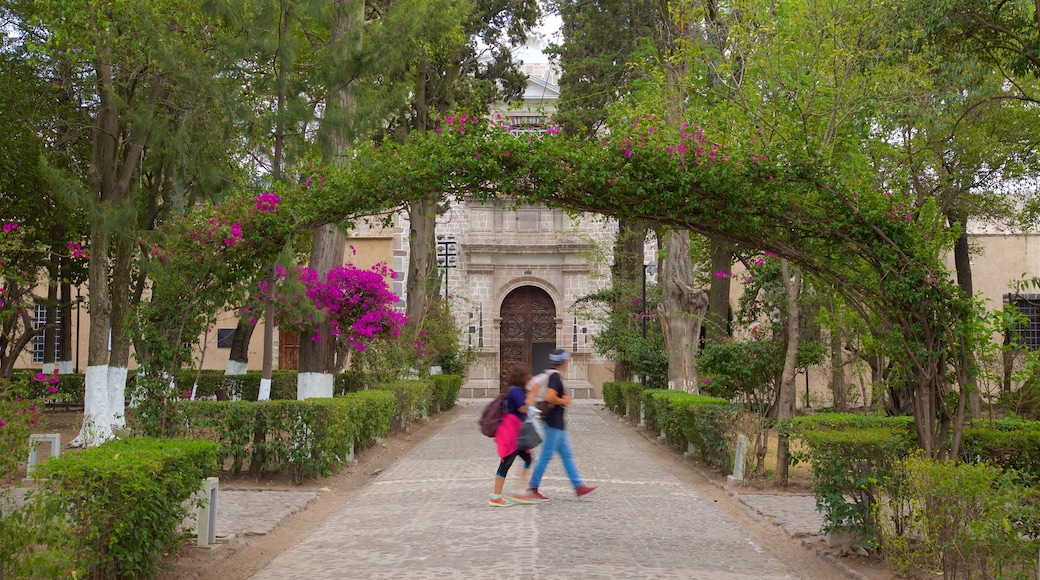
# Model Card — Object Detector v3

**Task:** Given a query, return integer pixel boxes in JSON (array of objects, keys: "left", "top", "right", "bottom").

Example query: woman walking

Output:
[{"left": 489, "top": 364, "right": 536, "bottom": 506}]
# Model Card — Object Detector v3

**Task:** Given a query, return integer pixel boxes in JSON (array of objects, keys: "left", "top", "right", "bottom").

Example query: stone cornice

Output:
[{"left": 464, "top": 242, "right": 592, "bottom": 254}]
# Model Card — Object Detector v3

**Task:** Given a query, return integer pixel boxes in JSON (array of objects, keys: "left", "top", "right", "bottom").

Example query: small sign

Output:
[{"left": 733, "top": 434, "right": 749, "bottom": 481}]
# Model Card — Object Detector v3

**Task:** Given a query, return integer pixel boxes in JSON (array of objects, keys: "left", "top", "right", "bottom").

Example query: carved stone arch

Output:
[
  {"left": 498, "top": 284, "right": 558, "bottom": 391},
  {"left": 492, "top": 276, "right": 562, "bottom": 311}
]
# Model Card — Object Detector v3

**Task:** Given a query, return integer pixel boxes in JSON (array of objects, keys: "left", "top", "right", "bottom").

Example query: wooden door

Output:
[
  {"left": 279, "top": 330, "right": 300, "bottom": 370},
  {"left": 499, "top": 286, "right": 556, "bottom": 391}
]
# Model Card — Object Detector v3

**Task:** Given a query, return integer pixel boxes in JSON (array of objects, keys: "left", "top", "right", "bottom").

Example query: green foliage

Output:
[
  {"left": 602, "top": 381, "right": 625, "bottom": 415},
  {"left": 602, "top": 381, "right": 657, "bottom": 420},
  {"left": 879, "top": 456, "right": 1040, "bottom": 578},
  {"left": 640, "top": 389, "right": 739, "bottom": 469},
  {"left": 429, "top": 374, "right": 462, "bottom": 413},
  {"left": 175, "top": 391, "right": 395, "bottom": 480},
  {"left": 41, "top": 437, "right": 221, "bottom": 579},
  {"left": 698, "top": 338, "right": 783, "bottom": 410},
  {"left": 793, "top": 427, "right": 917, "bottom": 547},
  {"left": 999, "top": 381, "right": 1040, "bottom": 420},
  {"left": 378, "top": 380, "right": 434, "bottom": 431},
  {"left": 575, "top": 287, "right": 668, "bottom": 389},
  {"left": 781, "top": 413, "right": 916, "bottom": 437},
  {"left": 0, "top": 398, "right": 40, "bottom": 476},
  {"left": 959, "top": 426, "right": 1040, "bottom": 484},
  {"left": 0, "top": 486, "right": 73, "bottom": 579}
]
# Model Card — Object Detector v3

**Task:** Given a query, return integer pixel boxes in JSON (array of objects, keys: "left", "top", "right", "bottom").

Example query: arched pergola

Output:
[{"left": 141, "top": 114, "right": 972, "bottom": 455}]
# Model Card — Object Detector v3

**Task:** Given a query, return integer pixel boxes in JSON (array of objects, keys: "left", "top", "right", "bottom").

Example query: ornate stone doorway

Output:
[{"left": 499, "top": 286, "right": 556, "bottom": 390}]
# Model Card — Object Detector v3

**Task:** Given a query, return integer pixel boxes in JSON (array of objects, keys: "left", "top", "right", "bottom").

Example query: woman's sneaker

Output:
[{"left": 489, "top": 496, "right": 514, "bottom": 507}]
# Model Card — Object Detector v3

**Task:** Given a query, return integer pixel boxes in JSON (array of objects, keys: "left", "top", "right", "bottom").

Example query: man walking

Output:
[{"left": 517, "top": 349, "right": 596, "bottom": 501}]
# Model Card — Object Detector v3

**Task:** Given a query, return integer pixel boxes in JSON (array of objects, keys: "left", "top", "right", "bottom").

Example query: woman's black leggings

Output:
[{"left": 496, "top": 449, "right": 533, "bottom": 478}]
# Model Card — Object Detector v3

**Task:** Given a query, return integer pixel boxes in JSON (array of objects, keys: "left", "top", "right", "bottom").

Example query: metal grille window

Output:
[
  {"left": 1004, "top": 294, "right": 1040, "bottom": 350},
  {"left": 31, "top": 305, "right": 63, "bottom": 363},
  {"left": 216, "top": 328, "right": 236, "bottom": 349}
]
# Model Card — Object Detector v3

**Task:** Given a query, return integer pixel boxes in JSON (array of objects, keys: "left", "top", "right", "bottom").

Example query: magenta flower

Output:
[
  {"left": 2, "top": 223, "right": 18, "bottom": 233},
  {"left": 254, "top": 193, "right": 281, "bottom": 212}
]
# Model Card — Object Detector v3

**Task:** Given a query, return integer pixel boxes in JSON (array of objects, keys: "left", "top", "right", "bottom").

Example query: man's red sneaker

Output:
[
  {"left": 575, "top": 484, "right": 597, "bottom": 497},
  {"left": 524, "top": 488, "right": 550, "bottom": 501}
]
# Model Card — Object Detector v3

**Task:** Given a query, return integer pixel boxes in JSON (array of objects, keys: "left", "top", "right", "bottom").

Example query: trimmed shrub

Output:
[
  {"left": 334, "top": 370, "right": 368, "bottom": 395},
  {"left": 176, "top": 391, "right": 395, "bottom": 480},
  {"left": 782, "top": 412, "right": 914, "bottom": 436},
  {"left": 429, "top": 374, "right": 462, "bottom": 412},
  {"left": 378, "top": 380, "right": 434, "bottom": 430},
  {"left": 41, "top": 437, "right": 220, "bottom": 579},
  {"left": 879, "top": 456, "right": 1040, "bottom": 578},
  {"left": 794, "top": 427, "right": 916, "bottom": 547},
  {"left": 602, "top": 381, "right": 624, "bottom": 414},
  {"left": 959, "top": 426, "right": 1040, "bottom": 483}
]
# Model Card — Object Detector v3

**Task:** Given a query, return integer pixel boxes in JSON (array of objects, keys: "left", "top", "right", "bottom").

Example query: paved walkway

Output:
[{"left": 248, "top": 402, "right": 817, "bottom": 579}]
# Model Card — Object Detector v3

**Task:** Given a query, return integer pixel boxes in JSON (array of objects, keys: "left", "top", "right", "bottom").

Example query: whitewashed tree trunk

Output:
[
  {"left": 107, "top": 365, "right": 128, "bottom": 429},
  {"left": 225, "top": 359, "right": 249, "bottom": 375},
  {"left": 258, "top": 377, "right": 272, "bottom": 401},
  {"left": 74, "top": 365, "right": 115, "bottom": 446},
  {"left": 72, "top": 219, "right": 114, "bottom": 447},
  {"left": 297, "top": 372, "right": 335, "bottom": 400}
]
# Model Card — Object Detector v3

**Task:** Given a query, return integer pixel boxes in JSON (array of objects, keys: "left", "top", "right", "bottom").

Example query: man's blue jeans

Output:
[{"left": 528, "top": 424, "right": 582, "bottom": 490}]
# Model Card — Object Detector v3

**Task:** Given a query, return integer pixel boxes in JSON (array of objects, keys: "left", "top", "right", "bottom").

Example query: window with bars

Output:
[
  {"left": 31, "top": 305, "right": 63, "bottom": 363},
  {"left": 216, "top": 328, "right": 235, "bottom": 349},
  {"left": 1004, "top": 293, "right": 1040, "bottom": 351}
]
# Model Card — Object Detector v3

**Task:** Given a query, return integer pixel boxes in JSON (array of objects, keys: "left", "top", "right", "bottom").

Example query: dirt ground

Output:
[{"left": 8, "top": 408, "right": 896, "bottom": 579}]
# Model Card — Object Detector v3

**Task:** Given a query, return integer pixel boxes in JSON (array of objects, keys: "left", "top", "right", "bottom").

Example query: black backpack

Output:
[{"left": 479, "top": 393, "right": 508, "bottom": 437}]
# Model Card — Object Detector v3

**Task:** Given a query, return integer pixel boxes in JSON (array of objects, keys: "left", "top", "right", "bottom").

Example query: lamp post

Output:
[
  {"left": 435, "top": 233, "right": 457, "bottom": 301},
  {"left": 642, "top": 262, "right": 657, "bottom": 339}
]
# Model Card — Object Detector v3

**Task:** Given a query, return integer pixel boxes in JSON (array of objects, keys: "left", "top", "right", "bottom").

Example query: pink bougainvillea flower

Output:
[{"left": 254, "top": 192, "right": 281, "bottom": 212}]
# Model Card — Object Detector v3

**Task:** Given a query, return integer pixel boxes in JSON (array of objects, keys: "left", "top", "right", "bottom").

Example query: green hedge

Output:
[
  {"left": 602, "top": 381, "right": 654, "bottom": 420},
  {"left": 378, "top": 380, "right": 434, "bottom": 430},
  {"left": 634, "top": 389, "right": 737, "bottom": 469},
  {"left": 781, "top": 412, "right": 915, "bottom": 437},
  {"left": 879, "top": 456, "right": 1040, "bottom": 578},
  {"left": 11, "top": 370, "right": 86, "bottom": 407},
  {"left": 959, "top": 426, "right": 1040, "bottom": 483},
  {"left": 41, "top": 437, "right": 220, "bottom": 579},
  {"left": 429, "top": 374, "right": 462, "bottom": 412},
  {"left": 176, "top": 391, "right": 395, "bottom": 481},
  {"left": 793, "top": 427, "right": 917, "bottom": 547},
  {"left": 602, "top": 381, "right": 624, "bottom": 414}
]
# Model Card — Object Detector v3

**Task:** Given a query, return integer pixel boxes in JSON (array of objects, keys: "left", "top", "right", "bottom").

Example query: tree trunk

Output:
[
  {"left": 42, "top": 254, "right": 58, "bottom": 374},
  {"left": 107, "top": 234, "right": 134, "bottom": 429},
  {"left": 226, "top": 317, "right": 256, "bottom": 377},
  {"left": 296, "top": 0, "right": 363, "bottom": 398},
  {"left": 830, "top": 324, "right": 848, "bottom": 411},
  {"left": 776, "top": 259, "right": 800, "bottom": 486},
  {"left": 658, "top": 229, "right": 707, "bottom": 392},
  {"left": 298, "top": 224, "right": 346, "bottom": 399},
  {"left": 59, "top": 266, "right": 73, "bottom": 374},
  {"left": 72, "top": 49, "right": 156, "bottom": 447},
  {"left": 949, "top": 208, "right": 981, "bottom": 417},
  {"left": 704, "top": 240, "right": 732, "bottom": 342},
  {"left": 405, "top": 196, "right": 441, "bottom": 334},
  {"left": 612, "top": 220, "right": 645, "bottom": 381},
  {"left": 75, "top": 218, "right": 114, "bottom": 447}
]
